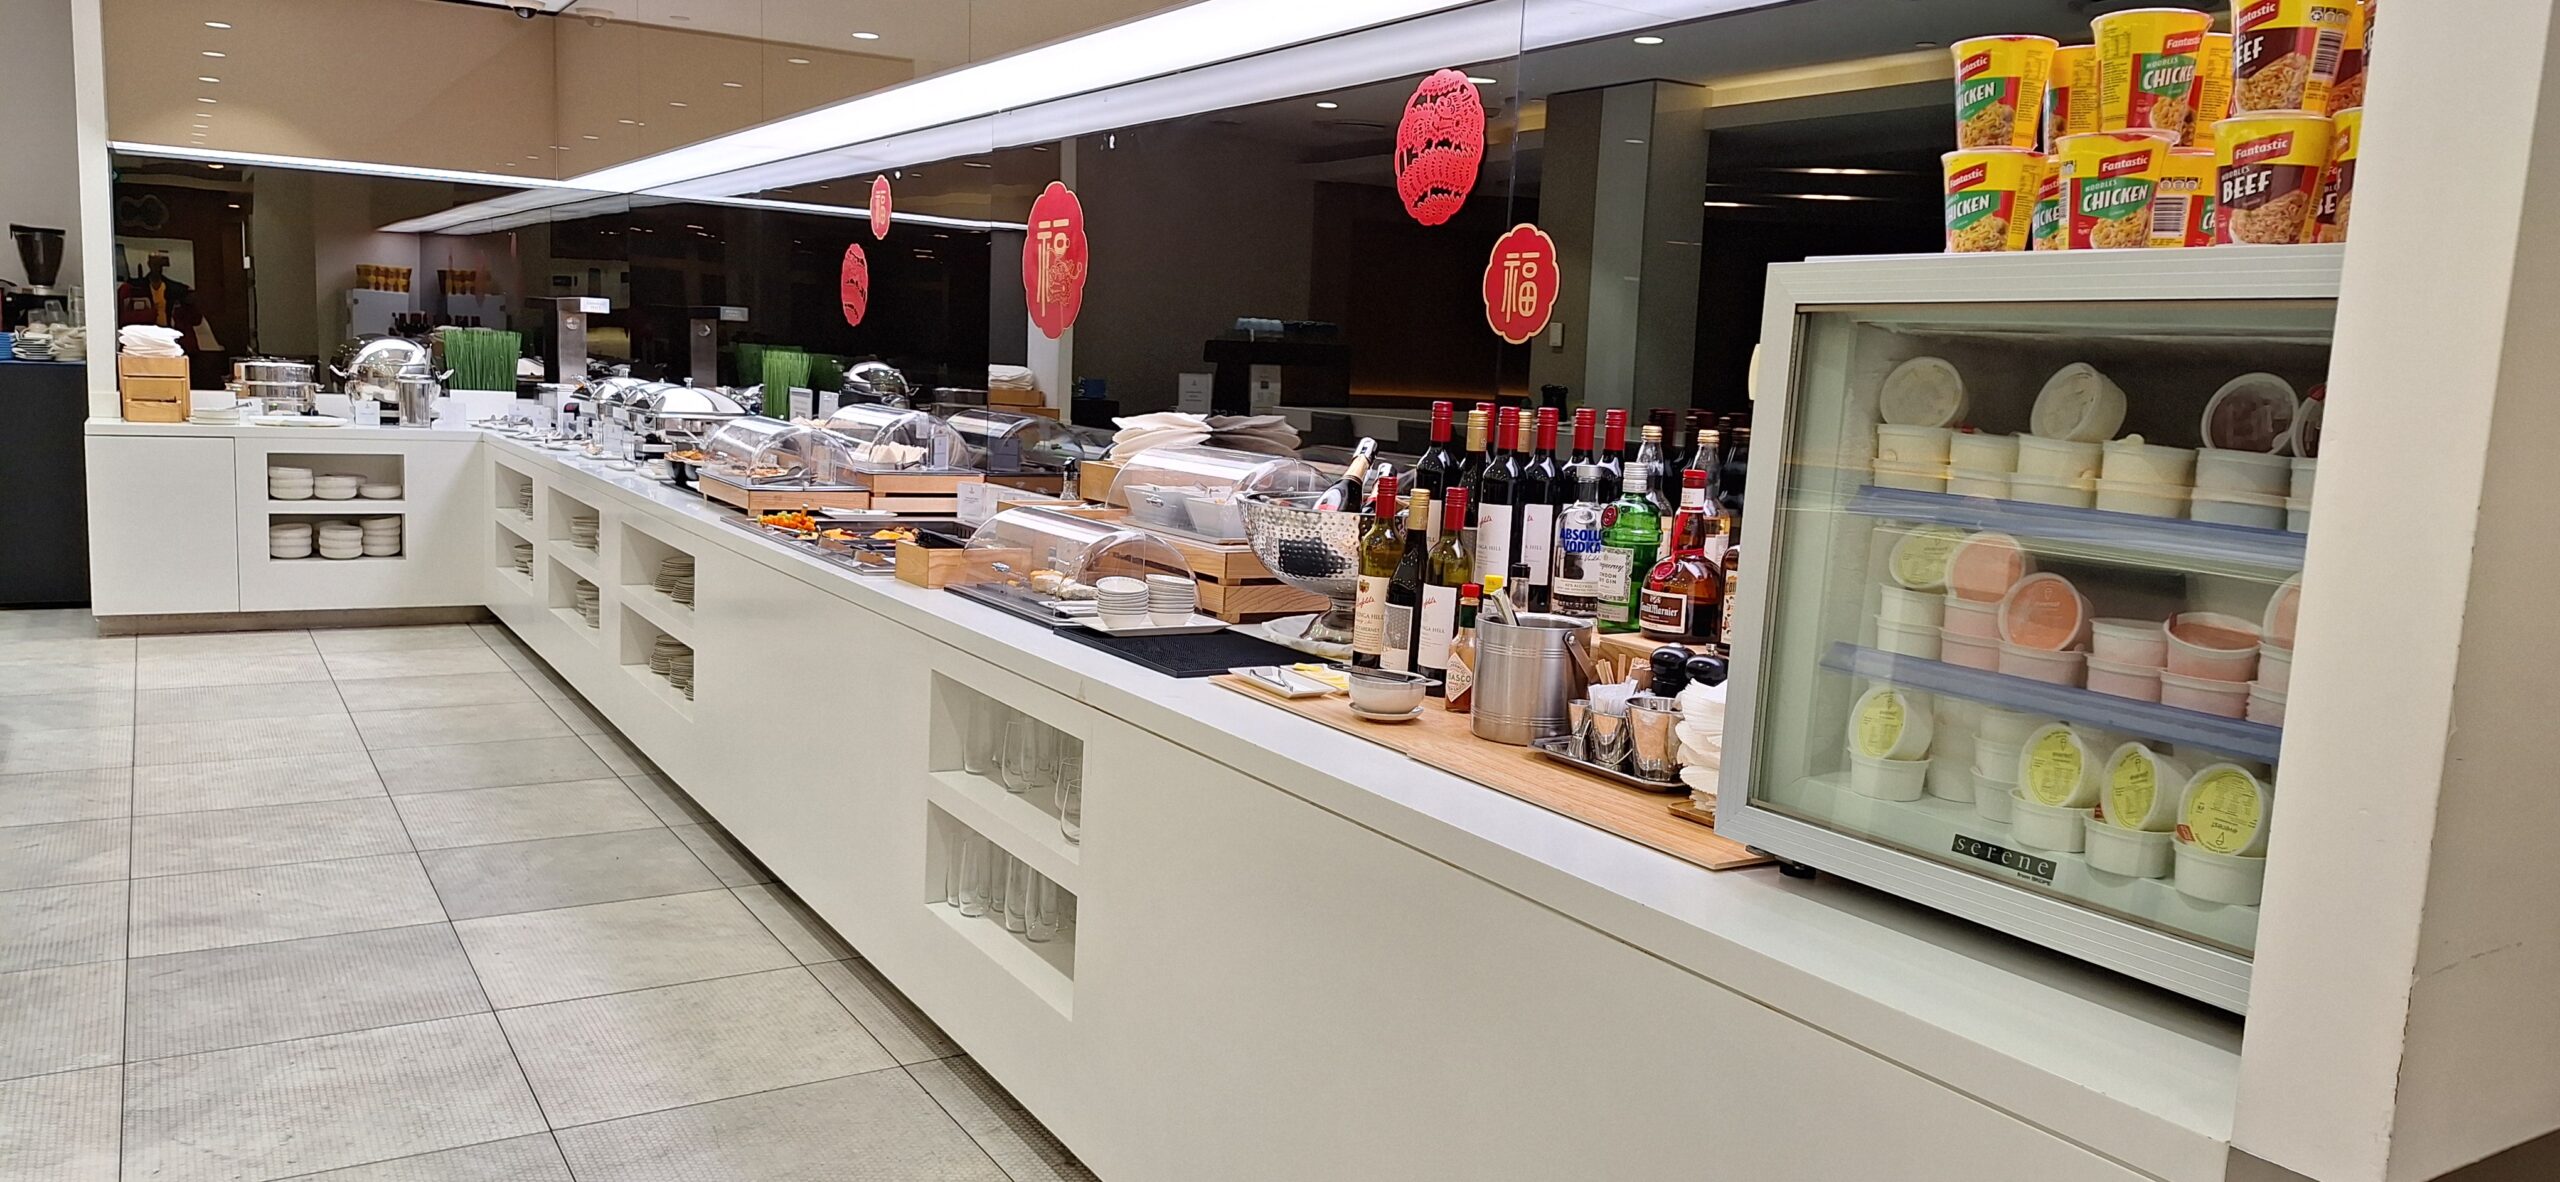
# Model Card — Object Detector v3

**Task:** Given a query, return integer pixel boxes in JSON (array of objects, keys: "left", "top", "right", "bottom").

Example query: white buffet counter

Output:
[{"left": 85, "top": 420, "right": 2248, "bottom": 1182}]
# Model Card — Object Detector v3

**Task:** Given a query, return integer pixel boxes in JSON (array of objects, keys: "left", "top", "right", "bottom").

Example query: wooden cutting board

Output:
[{"left": 1212, "top": 676, "right": 1768, "bottom": 872}]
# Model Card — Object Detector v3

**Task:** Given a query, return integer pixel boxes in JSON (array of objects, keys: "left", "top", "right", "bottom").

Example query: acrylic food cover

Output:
[{"left": 1392, "top": 68, "right": 1487, "bottom": 227}]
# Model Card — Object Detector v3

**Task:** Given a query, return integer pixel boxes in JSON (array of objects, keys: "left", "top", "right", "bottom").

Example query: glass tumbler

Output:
[
  {"left": 1027, "top": 877, "right": 1062, "bottom": 944},
  {"left": 1001, "top": 718, "right": 1039, "bottom": 794},
  {"left": 1005, "top": 862, "right": 1033, "bottom": 933},
  {"left": 964, "top": 702, "right": 1007, "bottom": 777},
  {"left": 1056, "top": 760, "right": 1083, "bottom": 845},
  {"left": 991, "top": 854, "right": 1014, "bottom": 920},
  {"left": 956, "top": 834, "right": 991, "bottom": 917}
]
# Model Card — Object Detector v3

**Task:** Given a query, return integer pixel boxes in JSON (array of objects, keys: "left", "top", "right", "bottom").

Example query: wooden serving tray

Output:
[{"left": 1211, "top": 676, "right": 1767, "bottom": 872}]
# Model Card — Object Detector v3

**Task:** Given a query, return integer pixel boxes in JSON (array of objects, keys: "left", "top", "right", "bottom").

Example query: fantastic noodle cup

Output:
[
  {"left": 2031, "top": 155, "right": 2066, "bottom": 251},
  {"left": 2194, "top": 33, "right": 2234, "bottom": 151},
  {"left": 2150, "top": 149, "right": 2219, "bottom": 247},
  {"left": 2044, "top": 45, "right": 2098, "bottom": 153},
  {"left": 2327, "top": 0, "right": 2368, "bottom": 114},
  {"left": 2216, "top": 111, "right": 2333, "bottom": 245},
  {"left": 1952, "top": 35, "right": 2057, "bottom": 150},
  {"left": 2315, "top": 106, "right": 2361, "bottom": 243},
  {"left": 2233, "top": 0, "right": 2355, "bottom": 114},
  {"left": 1943, "top": 149, "right": 2043, "bottom": 253},
  {"left": 2059, "top": 131, "right": 2172, "bottom": 250},
  {"left": 2093, "top": 8, "right": 2212, "bottom": 144}
]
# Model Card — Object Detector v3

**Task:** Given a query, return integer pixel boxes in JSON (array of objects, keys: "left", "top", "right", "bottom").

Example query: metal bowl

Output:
[{"left": 1239, "top": 491, "right": 1365, "bottom": 645}]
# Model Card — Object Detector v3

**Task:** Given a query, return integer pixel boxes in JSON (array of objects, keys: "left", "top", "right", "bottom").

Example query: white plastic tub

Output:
[
  {"left": 2009, "top": 792, "right": 2088, "bottom": 852},
  {"left": 2033, "top": 363, "right": 2128, "bottom": 442},
  {"left": 2014, "top": 434, "right": 2103, "bottom": 481},
  {"left": 1973, "top": 735, "right": 2024, "bottom": 781},
  {"left": 2084, "top": 821, "right": 2175, "bottom": 878},
  {"left": 1872, "top": 460, "right": 1948, "bottom": 493},
  {"left": 1845, "top": 749, "right": 1930, "bottom": 802},
  {"left": 2193, "top": 448, "right": 2291, "bottom": 495},
  {"left": 2159, "top": 669, "right": 2250, "bottom": 717},
  {"left": 2258, "top": 642, "right": 2293, "bottom": 693},
  {"left": 1977, "top": 708, "right": 2046, "bottom": 746},
  {"left": 2101, "top": 743, "right": 2190, "bottom": 831},
  {"left": 1926, "top": 757, "right": 1977, "bottom": 802},
  {"left": 2100, "top": 437, "right": 2197, "bottom": 484},
  {"left": 2094, "top": 477, "right": 2188, "bottom": 518},
  {"left": 2173, "top": 842, "right": 2268, "bottom": 905},
  {"left": 1878, "top": 585, "right": 1946, "bottom": 630},
  {"left": 2193, "top": 489, "right": 2288, "bottom": 528},
  {"left": 2285, "top": 498, "right": 2310, "bottom": 533},
  {"left": 2089, "top": 618, "right": 2168, "bottom": 666},
  {"left": 1948, "top": 431, "right": 2019, "bottom": 473},
  {"left": 1998, "top": 641, "right": 2086, "bottom": 686},
  {"left": 1880, "top": 357, "right": 1968, "bottom": 427},
  {"left": 1849, "top": 686, "right": 1935, "bottom": 760},
  {"left": 2247, "top": 680, "right": 2287, "bottom": 725},
  {"left": 1875, "top": 423, "right": 1954, "bottom": 465},
  {"left": 1939, "top": 631, "right": 1999, "bottom": 670},
  {"left": 2165, "top": 611, "right": 2262, "bottom": 680},
  {"left": 1876, "top": 618, "right": 1943, "bottom": 660},
  {"left": 2017, "top": 722, "right": 2103, "bottom": 808},
  {"left": 1947, "top": 468, "right": 2011, "bottom": 499},
  {"left": 1940, "top": 595, "right": 2001, "bottom": 639},
  {"left": 2085, "top": 655, "right": 2163, "bottom": 701},
  {"left": 2289, "top": 457, "right": 2317, "bottom": 499},
  {"left": 1974, "top": 774, "right": 2016, "bottom": 823},
  {"left": 2008, "top": 471, "right": 2096, "bottom": 508}
]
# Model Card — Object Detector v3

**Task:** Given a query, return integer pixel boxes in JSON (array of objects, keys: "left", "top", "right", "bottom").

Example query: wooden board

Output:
[
  {"left": 697, "top": 474, "right": 872, "bottom": 515},
  {"left": 1054, "top": 505, "right": 1326, "bottom": 622},
  {"left": 1212, "top": 676, "right": 1767, "bottom": 872}
]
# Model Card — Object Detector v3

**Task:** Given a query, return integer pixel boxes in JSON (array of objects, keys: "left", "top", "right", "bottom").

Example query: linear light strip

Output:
[
  {"left": 381, "top": 194, "right": 1027, "bottom": 238},
  {"left": 110, "top": 141, "right": 588, "bottom": 190}
]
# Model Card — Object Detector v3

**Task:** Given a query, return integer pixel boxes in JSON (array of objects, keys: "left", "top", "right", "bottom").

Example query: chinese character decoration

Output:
[
  {"left": 869, "top": 176, "right": 893, "bottom": 240},
  {"left": 1481, "top": 223, "right": 1558, "bottom": 345},
  {"left": 1393, "top": 68, "right": 1487, "bottom": 227},
  {"left": 840, "top": 243, "right": 870, "bottom": 328},
  {"left": 1023, "top": 181, "right": 1088, "bottom": 340}
]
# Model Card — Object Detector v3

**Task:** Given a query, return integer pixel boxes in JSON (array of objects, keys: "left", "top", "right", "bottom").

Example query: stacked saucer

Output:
[
  {"left": 511, "top": 483, "right": 534, "bottom": 515},
  {"left": 269, "top": 466, "right": 314, "bottom": 500},
  {"left": 358, "top": 481, "right": 402, "bottom": 500},
  {"left": 511, "top": 541, "right": 535, "bottom": 575},
  {"left": 270, "top": 521, "right": 314, "bottom": 559},
  {"left": 571, "top": 579, "right": 601, "bottom": 628},
  {"left": 1094, "top": 576, "right": 1149, "bottom": 624},
  {"left": 316, "top": 520, "right": 365, "bottom": 559},
  {"left": 1146, "top": 573, "right": 1199, "bottom": 623},
  {"left": 359, "top": 515, "right": 401, "bottom": 557},
  {"left": 654, "top": 555, "right": 695, "bottom": 606},
  {"left": 569, "top": 516, "right": 600, "bottom": 551},
  {"left": 648, "top": 635, "right": 694, "bottom": 698},
  {"left": 313, "top": 473, "right": 364, "bottom": 501}
]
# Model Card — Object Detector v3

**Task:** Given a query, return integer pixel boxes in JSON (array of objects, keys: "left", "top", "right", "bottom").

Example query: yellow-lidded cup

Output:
[
  {"left": 2215, "top": 111, "right": 2333, "bottom": 244},
  {"left": 2193, "top": 33, "right": 2234, "bottom": 151},
  {"left": 2044, "top": 45, "right": 2098, "bottom": 153},
  {"left": 2315, "top": 107, "right": 2361, "bottom": 243},
  {"left": 2233, "top": 0, "right": 2355, "bottom": 113},
  {"left": 1943, "top": 149, "right": 2043, "bottom": 253},
  {"left": 2327, "top": 0, "right": 2368, "bottom": 114},
  {"left": 2150, "top": 148, "right": 2219, "bottom": 248},
  {"left": 2093, "top": 8, "right": 2212, "bottom": 144},
  {"left": 1952, "top": 35, "right": 2057, "bottom": 150},
  {"left": 2059, "top": 130, "right": 2173, "bottom": 249}
]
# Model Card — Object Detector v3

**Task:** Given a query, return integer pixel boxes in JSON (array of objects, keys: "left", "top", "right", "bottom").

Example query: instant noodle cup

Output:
[
  {"left": 2093, "top": 8, "right": 2212, "bottom": 144},
  {"left": 2150, "top": 148, "right": 2218, "bottom": 247},
  {"left": 2031, "top": 155, "right": 2067, "bottom": 250},
  {"left": 2059, "top": 130, "right": 2172, "bottom": 250},
  {"left": 1942, "top": 149, "right": 2042, "bottom": 252},
  {"left": 2194, "top": 33, "right": 2234, "bottom": 151},
  {"left": 2316, "top": 106, "right": 2360, "bottom": 243},
  {"left": 2044, "top": 45, "right": 2098, "bottom": 153},
  {"left": 1952, "top": 35, "right": 2057, "bottom": 150},
  {"left": 2233, "top": 0, "right": 2354, "bottom": 114},
  {"left": 2216, "top": 111, "right": 2333, "bottom": 245},
  {"left": 2327, "top": 0, "right": 2368, "bottom": 114}
]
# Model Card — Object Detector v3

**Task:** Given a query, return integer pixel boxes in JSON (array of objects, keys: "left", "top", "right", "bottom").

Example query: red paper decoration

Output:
[
  {"left": 839, "top": 243, "right": 870, "bottom": 328},
  {"left": 1393, "top": 68, "right": 1487, "bottom": 227},
  {"left": 1481, "top": 223, "right": 1558, "bottom": 345},
  {"left": 869, "top": 176, "right": 892, "bottom": 240},
  {"left": 1023, "top": 181, "right": 1088, "bottom": 340}
]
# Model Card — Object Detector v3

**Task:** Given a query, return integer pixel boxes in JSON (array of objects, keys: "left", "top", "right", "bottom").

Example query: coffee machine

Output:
[{"left": 4, "top": 225, "right": 67, "bottom": 330}]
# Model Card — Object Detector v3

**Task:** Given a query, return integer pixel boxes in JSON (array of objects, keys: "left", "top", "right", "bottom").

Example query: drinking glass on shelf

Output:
[
  {"left": 1027, "top": 877, "right": 1062, "bottom": 944},
  {"left": 1056, "top": 761, "right": 1083, "bottom": 845},
  {"left": 957, "top": 834, "right": 991, "bottom": 918},
  {"left": 1005, "top": 862, "right": 1033, "bottom": 933},
  {"left": 965, "top": 703, "right": 1008, "bottom": 778},
  {"left": 991, "top": 854, "right": 1015, "bottom": 920},
  {"left": 1002, "top": 718, "right": 1038, "bottom": 794}
]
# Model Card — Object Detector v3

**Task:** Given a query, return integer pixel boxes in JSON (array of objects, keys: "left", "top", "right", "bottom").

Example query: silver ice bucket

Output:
[{"left": 1470, "top": 612, "right": 1594, "bottom": 746}]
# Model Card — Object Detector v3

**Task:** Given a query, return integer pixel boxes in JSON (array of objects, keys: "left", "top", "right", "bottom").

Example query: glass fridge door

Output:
[{"left": 1728, "top": 288, "right": 2333, "bottom": 1007}]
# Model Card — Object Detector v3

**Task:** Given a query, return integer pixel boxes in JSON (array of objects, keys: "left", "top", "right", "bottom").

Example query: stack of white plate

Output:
[
  {"left": 511, "top": 483, "right": 535, "bottom": 514},
  {"left": 359, "top": 481, "right": 402, "bottom": 500},
  {"left": 1094, "top": 576, "right": 1149, "bottom": 622},
  {"left": 1145, "top": 573, "right": 1199, "bottom": 622},
  {"left": 571, "top": 580, "right": 601, "bottom": 628},
  {"left": 316, "top": 520, "right": 365, "bottom": 560},
  {"left": 569, "top": 516, "right": 600, "bottom": 551},
  {"left": 511, "top": 541, "right": 535, "bottom": 575},
  {"left": 269, "top": 521, "right": 314, "bottom": 559},
  {"left": 269, "top": 466, "right": 314, "bottom": 500},
  {"left": 654, "top": 556, "right": 695, "bottom": 606},
  {"left": 190, "top": 396, "right": 244, "bottom": 426},
  {"left": 648, "top": 635, "right": 694, "bottom": 697},
  {"left": 359, "top": 515, "right": 401, "bottom": 557},
  {"left": 313, "top": 473, "right": 364, "bottom": 501}
]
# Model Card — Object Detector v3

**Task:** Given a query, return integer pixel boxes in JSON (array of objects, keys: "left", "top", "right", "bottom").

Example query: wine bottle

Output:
[
  {"left": 1351, "top": 473, "right": 1402, "bottom": 668},
  {"left": 1454, "top": 408, "right": 1490, "bottom": 532},
  {"left": 1473, "top": 406, "right": 1522, "bottom": 588},
  {"left": 1381, "top": 488, "right": 1431, "bottom": 673},
  {"left": 1446, "top": 583, "right": 1482, "bottom": 715},
  {"left": 1640, "top": 468, "right": 1722, "bottom": 644},
  {"left": 1684, "top": 413, "right": 1718, "bottom": 475},
  {"left": 1633, "top": 423, "right": 1672, "bottom": 517},
  {"left": 1718, "top": 510, "right": 1744, "bottom": 656},
  {"left": 1568, "top": 406, "right": 1598, "bottom": 471},
  {"left": 1313, "top": 438, "right": 1378, "bottom": 512},
  {"left": 1551, "top": 465, "right": 1608, "bottom": 619},
  {"left": 1418, "top": 488, "right": 1471, "bottom": 697},
  {"left": 1412, "top": 401, "right": 1456, "bottom": 545},
  {"left": 1598, "top": 408, "right": 1627, "bottom": 494},
  {"left": 1596, "top": 457, "right": 1662, "bottom": 634},
  {"left": 1514, "top": 407, "right": 1562, "bottom": 614}
]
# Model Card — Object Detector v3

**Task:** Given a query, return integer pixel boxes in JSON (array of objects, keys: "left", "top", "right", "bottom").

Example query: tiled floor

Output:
[{"left": 0, "top": 610, "right": 1095, "bottom": 1182}]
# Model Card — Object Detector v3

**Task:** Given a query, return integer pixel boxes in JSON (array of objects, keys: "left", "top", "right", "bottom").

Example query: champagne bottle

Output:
[
  {"left": 1313, "top": 438, "right": 1378, "bottom": 512},
  {"left": 1417, "top": 488, "right": 1471, "bottom": 696},
  {"left": 1351, "top": 473, "right": 1402, "bottom": 669},
  {"left": 1381, "top": 488, "right": 1431, "bottom": 673}
]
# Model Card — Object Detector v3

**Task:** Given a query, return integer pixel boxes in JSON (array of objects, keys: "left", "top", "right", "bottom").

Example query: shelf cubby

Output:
[
  {"left": 926, "top": 803, "right": 1076, "bottom": 1016},
  {"left": 618, "top": 523, "right": 697, "bottom": 635},
  {"left": 616, "top": 604, "right": 695, "bottom": 718},
  {"left": 546, "top": 558, "right": 602, "bottom": 643},
  {"left": 493, "top": 463, "right": 536, "bottom": 525}
]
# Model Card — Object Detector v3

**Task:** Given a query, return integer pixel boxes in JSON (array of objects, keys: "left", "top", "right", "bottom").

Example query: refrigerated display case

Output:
[{"left": 1718, "top": 246, "right": 2342, "bottom": 1012}]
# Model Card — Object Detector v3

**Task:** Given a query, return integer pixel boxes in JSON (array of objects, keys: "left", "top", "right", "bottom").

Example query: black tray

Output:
[{"left": 1055, "top": 627, "right": 1308, "bottom": 678}]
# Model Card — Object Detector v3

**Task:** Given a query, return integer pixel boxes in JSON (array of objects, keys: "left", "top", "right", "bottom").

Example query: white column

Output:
[
  {"left": 2236, "top": 2, "right": 2560, "bottom": 1180},
  {"left": 1526, "top": 81, "right": 1705, "bottom": 415},
  {"left": 68, "top": 0, "right": 117, "bottom": 417}
]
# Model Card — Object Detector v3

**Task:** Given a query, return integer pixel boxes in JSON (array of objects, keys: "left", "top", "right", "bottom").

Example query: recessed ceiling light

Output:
[
  {"left": 1466, "top": 75, "right": 1496, "bottom": 84},
  {"left": 851, "top": 31, "right": 880, "bottom": 39},
  {"left": 197, "top": 97, "right": 218, "bottom": 104},
  {"left": 201, "top": 51, "right": 225, "bottom": 57},
  {"left": 1700, "top": 200, "right": 1758, "bottom": 208},
  {"left": 206, "top": 163, "right": 224, "bottom": 169},
  {"left": 227, "top": 203, "right": 240, "bottom": 208},
  {"left": 684, "top": 223, "right": 704, "bottom": 229},
  {"left": 550, "top": 144, "right": 570, "bottom": 150},
  {"left": 963, "top": 161, "right": 992, "bottom": 168},
  {"left": 198, "top": 76, "right": 221, "bottom": 83},
  {"left": 618, "top": 118, "right": 638, "bottom": 124},
  {"left": 1632, "top": 34, "right": 1664, "bottom": 44},
  {"left": 204, "top": 21, "right": 231, "bottom": 28},
  {"left": 526, "top": 154, "right": 542, "bottom": 160},
  {"left": 1315, "top": 100, "right": 1339, "bottom": 109},
  {"left": 582, "top": 134, "right": 600, "bottom": 140},
  {"left": 785, "top": 57, "right": 811, "bottom": 65},
  {"left": 1623, "top": 137, "right": 1645, "bottom": 144},
  {"left": 669, "top": 13, "right": 690, "bottom": 21},
  {"left": 1777, "top": 192, "right": 1873, "bottom": 201},
  {"left": 668, "top": 101, "right": 688, "bottom": 107},
  {"left": 1913, "top": 40, "right": 1937, "bottom": 48},
  {"left": 722, "top": 81, "right": 743, "bottom": 87}
]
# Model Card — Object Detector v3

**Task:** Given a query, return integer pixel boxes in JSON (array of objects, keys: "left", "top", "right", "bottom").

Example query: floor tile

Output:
[
  {"left": 809, "top": 959, "right": 961, "bottom": 1066},
  {"left": 0, "top": 881, "right": 125, "bottom": 972},
  {"left": 421, "top": 829, "right": 719, "bottom": 920},
  {"left": 135, "top": 712, "right": 365, "bottom": 766},
  {"left": 123, "top": 1014, "right": 546, "bottom": 1182},
  {"left": 669, "top": 822, "right": 772, "bottom": 886},
  {"left": 910, "top": 1056, "right": 1098, "bottom": 1182},
  {"left": 136, "top": 629, "right": 316, "bottom": 658},
  {"left": 274, "top": 1134, "right": 573, "bottom": 1181},
  {"left": 553, "top": 1071, "right": 1005, "bottom": 1182},
  {"left": 132, "top": 751, "right": 385, "bottom": 815},
  {"left": 581, "top": 730, "right": 656, "bottom": 776},
  {"left": 454, "top": 889, "right": 796, "bottom": 1008},
  {"left": 0, "top": 660, "right": 131, "bottom": 698},
  {"left": 372, "top": 737, "right": 611, "bottom": 795},
  {"left": 0, "top": 767, "right": 130, "bottom": 828},
  {"left": 136, "top": 679, "right": 344, "bottom": 725},
  {"left": 0, "top": 636, "right": 131, "bottom": 665},
  {"left": 0, "top": 725, "right": 130, "bottom": 775},
  {"left": 0, "top": 690, "right": 133, "bottom": 735},
  {"left": 333, "top": 672, "right": 537, "bottom": 712},
  {"left": 137, "top": 651, "right": 334, "bottom": 690},
  {"left": 501, "top": 967, "right": 895, "bottom": 1127},
  {"left": 0, "top": 819, "right": 129, "bottom": 890},
  {"left": 0, "top": 1065, "right": 119, "bottom": 1182},
  {"left": 509, "top": 662, "right": 577, "bottom": 701},
  {"left": 395, "top": 780, "right": 658, "bottom": 850},
  {"left": 542, "top": 695, "right": 613, "bottom": 736},
  {"left": 0, "top": 609, "right": 105, "bottom": 640},
  {"left": 312, "top": 625, "right": 491, "bottom": 655},
  {"left": 354, "top": 702, "right": 571, "bottom": 751},
  {"left": 126, "top": 924, "right": 489, "bottom": 1061},
  {"left": 132, "top": 797, "right": 413, "bottom": 877},
  {"left": 619, "top": 772, "right": 712, "bottom": 826},
  {"left": 735, "top": 883, "right": 857, "bottom": 965},
  {"left": 325, "top": 647, "right": 511, "bottom": 681},
  {"left": 131, "top": 854, "right": 446, "bottom": 958},
  {"left": 0, "top": 960, "right": 123, "bottom": 1080}
]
